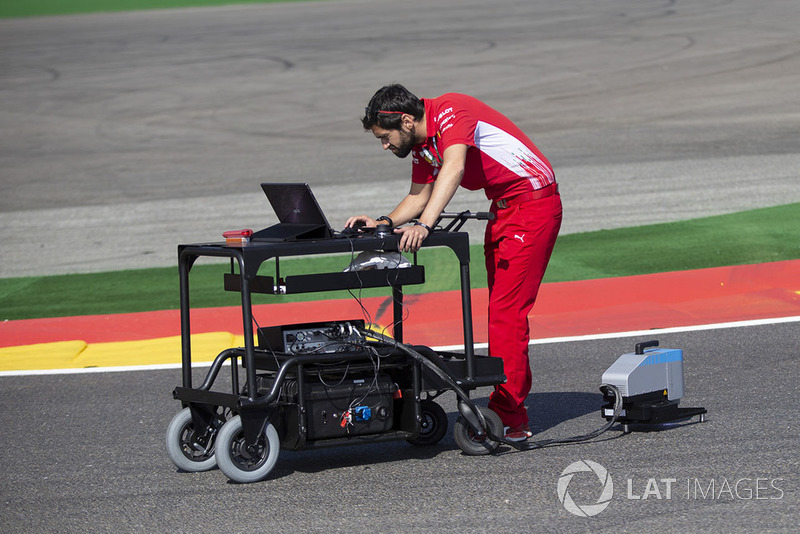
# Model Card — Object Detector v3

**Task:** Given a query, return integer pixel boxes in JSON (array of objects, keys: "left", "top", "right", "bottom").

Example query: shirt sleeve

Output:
[{"left": 437, "top": 107, "right": 476, "bottom": 152}]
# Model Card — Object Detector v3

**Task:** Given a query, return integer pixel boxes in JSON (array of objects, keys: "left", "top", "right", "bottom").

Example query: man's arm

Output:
[
  {"left": 396, "top": 143, "right": 467, "bottom": 252},
  {"left": 386, "top": 181, "right": 433, "bottom": 225}
]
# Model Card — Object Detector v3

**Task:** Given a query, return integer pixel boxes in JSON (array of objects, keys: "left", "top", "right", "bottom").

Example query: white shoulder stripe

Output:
[{"left": 474, "top": 121, "right": 554, "bottom": 184}]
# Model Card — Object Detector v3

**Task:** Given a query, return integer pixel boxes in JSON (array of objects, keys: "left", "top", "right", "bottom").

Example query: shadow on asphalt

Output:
[
  {"left": 254, "top": 390, "right": 622, "bottom": 480},
  {"left": 527, "top": 391, "right": 602, "bottom": 433}
]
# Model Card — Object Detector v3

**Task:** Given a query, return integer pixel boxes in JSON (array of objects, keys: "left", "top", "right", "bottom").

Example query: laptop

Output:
[{"left": 252, "top": 183, "right": 335, "bottom": 241}]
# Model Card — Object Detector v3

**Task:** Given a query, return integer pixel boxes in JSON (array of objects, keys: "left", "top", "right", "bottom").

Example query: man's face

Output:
[{"left": 370, "top": 123, "right": 416, "bottom": 159}]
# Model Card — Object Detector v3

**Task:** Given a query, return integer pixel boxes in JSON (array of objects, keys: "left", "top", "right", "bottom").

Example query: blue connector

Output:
[{"left": 354, "top": 406, "right": 372, "bottom": 421}]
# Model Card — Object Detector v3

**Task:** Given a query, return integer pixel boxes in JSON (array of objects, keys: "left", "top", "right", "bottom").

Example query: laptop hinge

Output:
[{"left": 251, "top": 223, "right": 330, "bottom": 242}]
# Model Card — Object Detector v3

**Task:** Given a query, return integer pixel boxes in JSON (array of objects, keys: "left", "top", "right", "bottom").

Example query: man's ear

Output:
[{"left": 401, "top": 113, "right": 415, "bottom": 130}]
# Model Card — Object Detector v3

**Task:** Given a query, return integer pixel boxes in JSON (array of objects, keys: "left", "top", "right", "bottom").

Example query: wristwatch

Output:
[
  {"left": 414, "top": 221, "right": 433, "bottom": 233},
  {"left": 375, "top": 215, "right": 393, "bottom": 227}
]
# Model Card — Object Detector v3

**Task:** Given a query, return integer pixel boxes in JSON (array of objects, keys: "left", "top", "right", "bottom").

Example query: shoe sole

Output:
[{"left": 503, "top": 426, "right": 530, "bottom": 442}]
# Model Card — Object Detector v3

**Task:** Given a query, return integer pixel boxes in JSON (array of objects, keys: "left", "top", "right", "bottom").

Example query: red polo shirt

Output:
[{"left": 411, "top": 93, "right": 555, "bottom": 201}]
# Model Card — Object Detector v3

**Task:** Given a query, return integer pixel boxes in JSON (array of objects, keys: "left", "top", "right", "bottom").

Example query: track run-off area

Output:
[{"left": 2, "top": 260, "right": 798, "bottom": 374}]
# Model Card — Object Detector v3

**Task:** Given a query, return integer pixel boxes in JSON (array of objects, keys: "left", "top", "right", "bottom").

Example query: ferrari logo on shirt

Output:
[
  {"left": 419, "top": 147, "right": 439, "bottom": 167},
  {"left": 420, "top": 135, "right": 443, "bottom": 168}
]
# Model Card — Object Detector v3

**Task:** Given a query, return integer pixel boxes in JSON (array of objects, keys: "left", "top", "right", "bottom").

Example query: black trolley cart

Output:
[{"left": 166, "top": 213, "right": 507, "bottom": 483}]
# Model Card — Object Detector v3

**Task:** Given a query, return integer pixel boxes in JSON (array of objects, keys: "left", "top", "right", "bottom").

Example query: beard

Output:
[{"left": 391, "top": 126, "right": 416, "bottom": 159}]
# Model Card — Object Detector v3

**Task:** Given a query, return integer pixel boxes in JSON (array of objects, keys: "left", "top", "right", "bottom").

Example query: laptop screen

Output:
[{"left": 260, "top": 182, "right": 334, "bottom": 238}]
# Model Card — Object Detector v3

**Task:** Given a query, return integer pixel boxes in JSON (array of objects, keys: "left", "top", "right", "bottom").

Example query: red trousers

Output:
[{"left": 484, "top": 193, "right": 562, "bottom": 428}]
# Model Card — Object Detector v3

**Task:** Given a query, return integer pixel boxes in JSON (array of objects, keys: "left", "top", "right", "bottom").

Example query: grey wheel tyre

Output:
[
  {"left": 453, "top": 407, "right": 502, "bottom": 456},
  {"left": 216, "top": 415, "right": 280, "bottom": 483},
  {"left": 165, "top": 407, "right": 218, "bottom": 472}
]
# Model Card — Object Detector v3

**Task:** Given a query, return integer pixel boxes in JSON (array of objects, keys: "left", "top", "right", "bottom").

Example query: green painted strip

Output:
[{"left": 0, "top": 0, "right": 324, "bottom": 19}]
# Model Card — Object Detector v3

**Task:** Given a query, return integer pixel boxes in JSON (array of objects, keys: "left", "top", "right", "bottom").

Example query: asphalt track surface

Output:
[
  {"left": 1, "top": 322, "right": 798, "bottom": 532},
  {"left": 1, "top": 0, "right": 799, "bottom": 276},
  {"left": 1, "top": 0, "right": 799, "bottom": 531}
]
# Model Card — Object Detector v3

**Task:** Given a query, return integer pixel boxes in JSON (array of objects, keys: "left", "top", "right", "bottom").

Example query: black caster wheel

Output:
[
  {"left": 407, "top": 400, "right": 448, "bottom": 446},
  {"left": 453, "top": 406, "right": 502, "bottom": 456}
]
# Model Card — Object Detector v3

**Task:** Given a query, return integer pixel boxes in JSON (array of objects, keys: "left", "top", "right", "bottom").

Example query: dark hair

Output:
[{"left": 362, "top": 84, "right": 425, "bottom": 130}]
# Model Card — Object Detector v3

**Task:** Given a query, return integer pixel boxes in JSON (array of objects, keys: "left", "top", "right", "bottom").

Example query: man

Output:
[{"left": 346, "top": 84, "right": 562, "bottom": 441}]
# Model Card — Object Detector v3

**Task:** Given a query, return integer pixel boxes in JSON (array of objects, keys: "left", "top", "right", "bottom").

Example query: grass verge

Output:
[
  {"left": 0, "top": 0, "right": 319, "bottom": 18},
  {"left": 1, "top": 203, "right": 798, "bottom": 320}
]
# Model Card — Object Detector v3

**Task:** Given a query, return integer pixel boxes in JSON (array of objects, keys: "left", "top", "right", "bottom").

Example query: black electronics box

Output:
[
  {"left": 257, "top": 320, "right": 365, "bottom": 354},
  {"left": 280, "top": 374, "right": 396, "bottom": 440}
]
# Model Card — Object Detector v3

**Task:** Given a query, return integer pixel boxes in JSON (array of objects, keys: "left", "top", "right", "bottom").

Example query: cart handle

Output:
[{"left": 435, "top": 210, "right": 495, "bottom": 232}]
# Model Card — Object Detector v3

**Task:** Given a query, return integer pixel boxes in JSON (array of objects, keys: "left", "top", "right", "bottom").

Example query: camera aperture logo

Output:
[{"left": 557, "top": 460, "right": 614, "bottom": 517}]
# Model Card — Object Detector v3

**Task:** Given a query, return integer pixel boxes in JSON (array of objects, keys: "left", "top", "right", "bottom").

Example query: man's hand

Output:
[
  {"left": 345, "top": 215, "right": 378, "bottom": 229},
  {"left": 394, "top": 224, "right": 430, "bottom": 252}
]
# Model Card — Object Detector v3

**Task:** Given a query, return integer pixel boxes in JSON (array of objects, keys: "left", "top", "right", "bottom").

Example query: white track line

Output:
[{"left": 2, "top": 315, "right": 798, "bottom": 377}]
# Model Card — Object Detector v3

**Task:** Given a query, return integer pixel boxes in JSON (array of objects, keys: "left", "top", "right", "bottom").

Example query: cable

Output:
[
  {"left": 341, "top": 232, "right": 412, "bottom": 340},
  {"left": 347, "top": 345, "right": 382, "bottom": 410},
  {"left": 519, "top": 384, "right": 623, "bottom": 450},
  {"left": 358, "top": 326, "right": 624, "bottom": 452},
  {"left": 358, "top": 327, "right": 493, "bottom": 431},
  {"left": 317, "top": 361, "right": 351, "bottom": 388},
  {"left": 340, "top": 344, "right": 383, "bottom": 433},
  {"left": 344, "top": 234, "right": 374, "bottom": 329},
  {"left": 383, "top": 264, "right": 412, "bottom": 338},
  {"left": 251, "top": 313, "right": 281, "bottom": 370}
]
